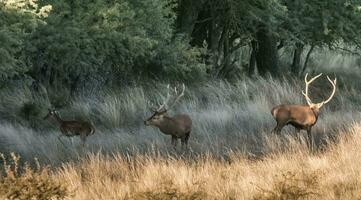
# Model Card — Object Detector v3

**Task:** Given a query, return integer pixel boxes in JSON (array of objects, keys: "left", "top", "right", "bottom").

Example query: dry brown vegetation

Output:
[
  {"left": 0, "top": 153, "right": 68, "bottom": 200},
  {"left": 15, "top": 123, "right": 354, "bottom": 200},
  {"left": 0, "top": 76, "right": 360, "bottom": 199},
  {"left": 1, "top": 118, "right": 361, "bottom": 200}
]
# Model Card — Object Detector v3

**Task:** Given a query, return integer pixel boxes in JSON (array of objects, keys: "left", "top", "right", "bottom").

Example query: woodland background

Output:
[
  {"left": 1, "top": 1, "right": 361, "bottom": 199},
  {"left": 2, "top": 0, "right": 361, "bottom": 90}
]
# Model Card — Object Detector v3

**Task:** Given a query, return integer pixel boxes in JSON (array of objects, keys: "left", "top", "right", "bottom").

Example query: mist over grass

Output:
[
  {"left": 0, "top": 51, "right": 360, "bottom": 199},
  {"left": 0, "top": 69, "right": 360, "bottom": 165}
]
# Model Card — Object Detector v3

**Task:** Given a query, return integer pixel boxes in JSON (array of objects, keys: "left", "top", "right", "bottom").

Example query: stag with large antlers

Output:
[
  {"left": 144, "top": 84, "right": 192, "bottom": 148},
  {"left": 271, "top": 73, "right": 337, "bottom": 144},
  {"left": 44, "top": 109, "right": 95, "bottom": 147}
]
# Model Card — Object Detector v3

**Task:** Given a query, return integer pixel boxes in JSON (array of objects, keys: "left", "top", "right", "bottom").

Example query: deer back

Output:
[
  {"left": 157, "top": 114, "right": 192, "bottom": 136},
  {"left": 272, "top": 105, "right": 318, "bottom": 126},
  {"left": 61, "top": 120, "right": 95, "bottom": 136}
]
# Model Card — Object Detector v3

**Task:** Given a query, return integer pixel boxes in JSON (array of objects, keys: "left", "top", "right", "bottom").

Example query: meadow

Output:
[
  {"left": 2, "top": 0, "right": 361, "bottom": 198},
  {"left": 0, "top": 52, "right": 361, "bottom": 199}
]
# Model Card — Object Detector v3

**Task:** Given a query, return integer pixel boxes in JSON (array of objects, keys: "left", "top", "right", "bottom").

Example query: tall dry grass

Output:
[
  {"left": 0, "top": 74, "right": 360, "bottom": 164},
  {"left": 0, "top": 69, "right": 360, "bottom": 199},
  {"left": 48, "top": 123, "right": 361, "bottom": 200}
]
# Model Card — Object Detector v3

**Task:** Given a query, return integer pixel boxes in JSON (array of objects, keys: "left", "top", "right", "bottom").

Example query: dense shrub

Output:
[
  {"left": 0, "top": 153, "right": 69, "bottom": 200},
  {"left": 25, "top": 0, "right": 207, "bottom": 91}
]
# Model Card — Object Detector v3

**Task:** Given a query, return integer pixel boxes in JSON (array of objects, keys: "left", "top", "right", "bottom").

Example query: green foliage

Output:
[
  {"left": 281, "top": 0, "right": 361, "bottom": 47},
  {"left": 0, "top": 1, "right": 39, "bottom": 82},
  {"left": 0, "top": 0, "right": 361, "bottom": 89},
  {"left": 0, "top": 1, "right": 52, "bottom": 81},
  {"left": 26, "top": 0, "right": 207, "bottom": 89}
]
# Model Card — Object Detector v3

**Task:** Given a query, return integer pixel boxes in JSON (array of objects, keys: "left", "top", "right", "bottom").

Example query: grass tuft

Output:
[
  {"left": 253, "top": 171, "right": 320, "bottom": 200},
  {"left": 0, "top": 153, "right": 69, "bottom": 200}
]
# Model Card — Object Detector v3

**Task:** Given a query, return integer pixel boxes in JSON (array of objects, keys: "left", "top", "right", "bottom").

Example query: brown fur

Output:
[
  {"left": 44, "top": 109, "right": 95, "bottom": 146},
  {"left": 145, "top": 112, "right": 192, "bottom": 147},
  {"left": 271, "top": 104, "right": 320, "bottom": 137},
  {"left": 271, "top": 73, "right": 336, "bottom": 147}
]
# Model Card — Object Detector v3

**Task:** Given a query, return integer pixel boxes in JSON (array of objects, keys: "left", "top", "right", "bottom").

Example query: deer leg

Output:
[
  {"left": 80, "top": 134, "right": 87, "bottom": 148},
  {"left": 57, "top": 135, "right": 66, "bottom": 146},
  {"left": 272, "top": 121, "right": 285, "bottom": 135},
  {"left": 171, "top": 136, "right": 177, "bottom": 147},
  {"left": 295, "top": 127, "right": 301, "bottom": 134},
  {"left": 181, "top": 132, "right": 191, "bottom": 148},
  {"left": 306, "top": 127, "right": 313, "bottom": 150},
  {"left": 294, "top": 127, "right": 302, "bottom": 142}
]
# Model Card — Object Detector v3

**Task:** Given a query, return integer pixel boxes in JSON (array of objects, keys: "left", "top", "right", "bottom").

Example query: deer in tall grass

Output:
[
  {"left": 144, "top": 84, "right": 192, "bottom": 148},
  {"left": 271, "top": 73, "right": 337, "bottom": 144},
  {"left": 44, "top": 109, "right": 95, "bottom": 147}
]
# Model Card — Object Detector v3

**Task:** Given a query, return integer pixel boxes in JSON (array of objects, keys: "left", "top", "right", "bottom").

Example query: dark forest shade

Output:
[
  {"left": 0, "top": 0, "right": 361, "bottom": 90},
  {"left": 255, "top": 27, "right": 279, "bottom": 76}
]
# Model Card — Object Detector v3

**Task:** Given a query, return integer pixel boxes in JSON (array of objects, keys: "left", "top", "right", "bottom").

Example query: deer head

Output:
[
  {"left": 144, "top": 83, "right": 185, "bottom": 126},
  {"left": 43, "top": 108, "right": 61, "bottom": 121},
  {"left": 302, "top": 73, "right": 337, "bottom": 111}
]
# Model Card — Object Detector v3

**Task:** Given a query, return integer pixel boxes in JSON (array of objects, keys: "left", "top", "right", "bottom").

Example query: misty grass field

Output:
[
  {"left": 0, "top": 53, "right": 361, "bottom": 199},
  {"left": 3, "top": 0, "right": 361, "bottom": 199}
]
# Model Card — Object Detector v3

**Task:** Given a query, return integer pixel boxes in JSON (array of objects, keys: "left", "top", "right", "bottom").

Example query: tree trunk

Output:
[
  {"left": 291, "top": 42, "right": 304, "bottom": 74},
  {"left": 255, "top": 27, "right": 279, "bottom": 76},
  {"left": 301, "top": 45, "right": 315, "bottom": 75},
  {"left": 218, "top": 25, "right": 231, "bottom": 77},
  {"left": 176, "top": 0, "right": 206, "bottom": 37},
  {"left": 206, "top": 18, "right": 222, "bottom": 74},
  {"left": 248, "top": 40, "right": 257, "bottom": 76},
  {"left": 190, "top": 9, "right": 210, "bottom": 47}
]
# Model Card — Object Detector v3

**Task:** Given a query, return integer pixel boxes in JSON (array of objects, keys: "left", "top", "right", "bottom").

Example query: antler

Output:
[
  {"left": 166, "top": 83, "right": 185, "bottom": 111},
  {"left": 156, "top": 84, "right": 172, "bottom": 112},
  {"left": 302, "top": 73, "right": 322, "bottom": 106},
  {"left": 301, "top": 73, "right": 337, "bottom": 108},
  {"left": 319, "top": 76, "right": 337, "bottom": 106},
  {"left": 153, "top": 83, "right": 185, "bottom": 112}
]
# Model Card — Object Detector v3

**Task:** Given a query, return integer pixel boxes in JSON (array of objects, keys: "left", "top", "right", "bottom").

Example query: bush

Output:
[
  {"left": 26, "top": 0, "right": 208, "bottom": 91},
  {"left": 253, "top": 171, "right": 320, "bottom": 200},
  {"left": 0, "top": 153, "right": 69, "bottom": 200}
]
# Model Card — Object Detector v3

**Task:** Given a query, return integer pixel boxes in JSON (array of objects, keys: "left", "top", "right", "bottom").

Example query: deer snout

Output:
[{"left": 144, "top": 120, "right": 150, "bottom": 126}]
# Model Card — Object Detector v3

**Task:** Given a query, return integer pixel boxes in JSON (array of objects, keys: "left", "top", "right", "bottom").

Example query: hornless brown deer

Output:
[
  {"left": 271, "top": 73, "right": 337, "bottom": 143},
  {"left": 44, "top": 109, "right": 95, "bottom": 146},
  {"left": 144, "top": 84, "right": 192, "bottom": 148}
]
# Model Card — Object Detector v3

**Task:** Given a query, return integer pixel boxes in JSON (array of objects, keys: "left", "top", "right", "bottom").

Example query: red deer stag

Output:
[
  {"left": 144, "top": 84, "right": 192, "bottom": 148},
  {"left": 271, "top": 73, "right": 336, "bottom": 142},
  {"left": 44, "top": 109, "right": 95, "bottom": 146}
]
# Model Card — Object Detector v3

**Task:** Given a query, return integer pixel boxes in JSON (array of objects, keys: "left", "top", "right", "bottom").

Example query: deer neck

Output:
[
  {"left": 52, "top": 114, "right": 65, "bottom": 126},
  {"left": 157, "top": 116, "right": 176, "bottom": 134},
  {"left": 310, "top": 107, "right": 320, "bottom": 121}
]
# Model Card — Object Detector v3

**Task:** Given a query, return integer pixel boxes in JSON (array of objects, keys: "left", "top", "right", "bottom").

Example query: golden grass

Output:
[
  {"left": 0, "top": 153, "right": 69, "bottom": 200},
  {"left": 2, "top": 124, "right": 361, "bottom": 199},
  {"left": 34, "top": 123, "right": 360, "bottom": 200}
]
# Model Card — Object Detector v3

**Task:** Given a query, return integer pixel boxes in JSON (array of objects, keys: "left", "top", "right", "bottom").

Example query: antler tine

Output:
[
  {"left": 146, "top": 100, "right": 158, "bottom": 112},
  {"left": 167, "top": 83, "right": 185, "bottom": 111},
  {"left": 302, "top": 73, "right": 322, "bottom": 106},
  {"left": 302, "top": 90, "right": 313, "bottom": 106},
  {"left": 156, "top": 84, "right": 172, "bottom": 112},
  {"left": 302, "top": 73, "right": 312, "bottom": 105},
  {"left": 321, "top": 76, "right": 337, "bottom": 105},
  {"left": 305, "top": 73, "right": 323, "bottom": 84}
]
